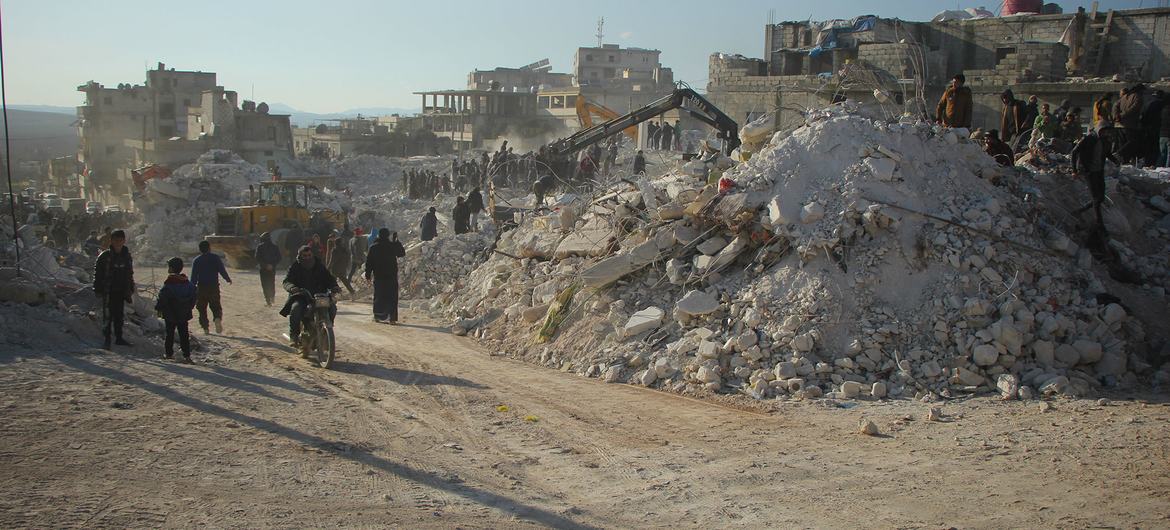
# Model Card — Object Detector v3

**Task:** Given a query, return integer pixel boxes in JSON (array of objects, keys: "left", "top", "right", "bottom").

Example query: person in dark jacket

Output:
[
  {"left": 254, "top": 232, "right": 282, "bottom": 306},
  {"left": 280, "top": 245, "right": 340, "bottom": 346},
  {"left": 632, "top": 150, "right": 647, "bottom": 175},
  {"left": 326, "top": 230, "right": 355, "bottom": 296},
  {"left": 532, "top": 174, "right": 556, "bottom": 209},
  {"left": 364, "top": 228, "right": 406, "bottom": 323},
  {"left": 155, "top": 257, "right": 196, "bottom": 362},
  {"left": 1000, "top": 90, "right": 1026, "bottom": 143},
  {"left": 452, "top": 196, "right": 470, "bottom": 235},
  {"left": 983, "top": 130, "right": 1015, "bottom": 167},
  {"left": 1114, "top": 84, "right": 1146, "bottom": 164},
  {"left": 467, "top": 187, "right": 485, "bottom": 231},
  {"left": 93, "top": 229, "right": 135, "bottom": 349},
  {"left": 348, "top": 227, "right": 368, "bottom": 284},
  {"left": 1070, "top": 124, "right": 1121, "bottom": 233},
  {"left": 420, "top": 207, "right": 438, "bottom": 242},
  {"left": 1141, "top": 90, "right": 1164, "bottom": 168},
  {"left": 191, "top": 240, "right": 232, "bottom": 334}
]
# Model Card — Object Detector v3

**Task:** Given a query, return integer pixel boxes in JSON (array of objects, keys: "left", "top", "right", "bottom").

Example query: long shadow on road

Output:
[
  {"left": 52, "top": 352, "right": 594, "bottom": 530},
  {"left": 331, "top": 360, "right": 488, "bottom": 389}
]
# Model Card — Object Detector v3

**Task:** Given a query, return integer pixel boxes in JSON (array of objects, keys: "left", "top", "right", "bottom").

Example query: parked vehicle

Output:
[{"left": 85, "top": 201, "right": 103, "bottom": 214}]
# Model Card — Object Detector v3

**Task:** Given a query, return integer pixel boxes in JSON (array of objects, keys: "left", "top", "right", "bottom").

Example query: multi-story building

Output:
[
  {"left": 467, "top": 60, "right": 574, "bottom": 93},
  {"left": 708, "top": 7, "right": 1170, "bottom": 132},
  {"left": 76, "top": 63, "right": 294, "bottom": 207}
]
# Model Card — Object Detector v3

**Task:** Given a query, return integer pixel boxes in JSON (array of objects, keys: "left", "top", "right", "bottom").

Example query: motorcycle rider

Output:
[{"left": 279, "top": 245, "right": 340, "bottom": 347}]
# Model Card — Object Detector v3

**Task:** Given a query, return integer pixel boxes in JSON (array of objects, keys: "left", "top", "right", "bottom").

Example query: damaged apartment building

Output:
[
  {"left": 418, "top": 45, "right": 685, "bottom": 151},
  {"left": 707, "top": 6, "right": 1170, "bottom": 132},
  {"left": 76, "top": 63, "right": 292, "bottom": 206}
]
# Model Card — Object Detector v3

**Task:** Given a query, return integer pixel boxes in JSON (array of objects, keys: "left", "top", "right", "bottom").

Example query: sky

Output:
[{"left": 1, "top": 0, "right": 1155, "bottom": 113}]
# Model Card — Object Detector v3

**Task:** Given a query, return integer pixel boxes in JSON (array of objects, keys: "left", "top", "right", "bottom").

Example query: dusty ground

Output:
[{"left": 1, "top": 269, "right": 1169, "bottom": 529}]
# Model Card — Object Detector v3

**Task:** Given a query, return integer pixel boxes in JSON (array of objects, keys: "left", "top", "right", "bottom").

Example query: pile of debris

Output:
[
  {"left": 429, "top": 103, "right": 1170, "bottom": 401},
  {"left": 401, "top": 229, "right": 495, "bottom": 300},
  {"left": 132, "top": 150, "right": 269, "bottom": 262}
]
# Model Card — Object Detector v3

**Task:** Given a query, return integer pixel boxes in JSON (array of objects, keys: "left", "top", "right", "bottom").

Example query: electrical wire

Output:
[{"left": 0, "top": 2, "right": 21, "bottom": 276}]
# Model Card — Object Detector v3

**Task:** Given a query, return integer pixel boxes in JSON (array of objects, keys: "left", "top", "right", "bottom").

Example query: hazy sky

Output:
[{"left": 2, "top": 0, "right": 1152, "bottom": 113}]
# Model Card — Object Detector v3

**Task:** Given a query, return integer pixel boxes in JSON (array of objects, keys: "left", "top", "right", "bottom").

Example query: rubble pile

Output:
[
  {"left": 132, "top": 150, "right": 269, "bottom": 262},
  {"left": 300, "top": 154, "right": 452, "bottom": 196},
  {"left": 429, "top": 103, "right": 1170, "bottom": 401},
  {"left": 400, "top": 230, "right": 495, "bottom": 300}
]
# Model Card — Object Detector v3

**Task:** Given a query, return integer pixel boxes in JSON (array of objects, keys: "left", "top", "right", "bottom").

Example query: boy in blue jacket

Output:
[{"left": 156, "top": 257, "right": 197, "bottom": 362}]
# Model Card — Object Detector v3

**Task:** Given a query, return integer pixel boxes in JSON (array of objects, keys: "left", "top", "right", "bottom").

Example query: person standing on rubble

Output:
[
  {"left": 633, "top": 149, "right": 647, "bottom": 176},
  {"left": 1094, "top": 92, "right": 1115, "bottom": 128},
  {"left": 983, "top": 130, "right": 1015, "bottom": 167},
  {"left": 93, "top": 229, "right": 135, "bottom": 350},
  {"left": 254, "top": 232, "right": 282, "bottom": 307},
  {"left": 1070, "top": 123, "right": 1120, "bottom": 233},
  {"left": 1141, "top": 90, "right": 1165, "bottom": 168},
  {"left": 936, "top": 74, "right": 973, "bottom": 129},
  {"left": 1033, "top": 103, "right": 1059, "bottom": 142},
  {"left": 467, "top": 187, "right": 485, "bottom": 232},
  {"left": 420, "top": 207, "right": 438, "bottom": 242},
  {"left": 1113, "top": 84, "right": 1148, "bottom": 165},
  {"left": 1022, "top": 95, "right": 1040, "bottom": 136},
  {"left": 661, "top": 121, "right": 674, "bottom": 153},
  {"left": 453, "top": 196, "right": 470, "bottom": 235},
  {"left": 191, "top": 240, "right": 232, "bottom": 334},
  {"left": 364, "top": 228, "right": 406, "bottom": 323},
  {"left": 1000, "top": 90, "right": 1027, "bottom": 144}
]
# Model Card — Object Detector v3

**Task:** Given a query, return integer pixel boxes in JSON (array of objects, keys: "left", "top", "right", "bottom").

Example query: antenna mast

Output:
[{"left": 596, "top": 17, "right": 605, "bottom": 47}]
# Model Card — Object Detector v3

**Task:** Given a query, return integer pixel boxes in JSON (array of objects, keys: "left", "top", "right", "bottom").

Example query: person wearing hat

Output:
[
  {"left": 254, "top": 232, "right": 282, "bottom": 306},
  {"left": 155, "top": 257, "right": 196, "bottom": 362}
]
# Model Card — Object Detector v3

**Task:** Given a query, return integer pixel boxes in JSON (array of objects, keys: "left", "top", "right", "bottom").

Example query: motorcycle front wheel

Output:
[{"left": 313, "top": 320, "right": 335, "bottom": 369}]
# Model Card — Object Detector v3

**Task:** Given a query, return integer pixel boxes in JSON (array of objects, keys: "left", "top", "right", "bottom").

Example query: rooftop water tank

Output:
[{"left": 1003, "top": 0, "right": 1043, "bottom": 15}]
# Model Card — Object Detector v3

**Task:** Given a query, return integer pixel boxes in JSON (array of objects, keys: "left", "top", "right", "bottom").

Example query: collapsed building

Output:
[
  {"left": 76, "top": 63, "right": 293, "bottom": 208},
  {"left": 707, "top": 6, "right": 1170, "bottom": 130}
]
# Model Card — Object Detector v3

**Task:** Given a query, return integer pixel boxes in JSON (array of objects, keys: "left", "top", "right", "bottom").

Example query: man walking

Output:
[
  {"left": 453, "top": 196, "right": 470, "bottom": 235},
  {"left": 191, "top": 240, "right": 232, "bottom": 334},
  {"left": 467, "top": 187, "right": 485, "bottom": 232},
  {"left": 254, "top": 232, "right": 282, "bottom": 306},
  {"left": 364, "top": 228, "right": 406, "bottom": 323},
  {"left": 1070, "top": 124, "right": 1120, "bottom": 233},
  {"left": 93, "top": 229, "right": 134, "bottom": 349}
]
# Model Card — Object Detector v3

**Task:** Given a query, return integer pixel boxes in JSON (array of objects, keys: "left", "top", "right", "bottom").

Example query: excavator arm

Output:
[
  {"left": 575, "top": 97, "right": 638, "bottom": 142},
  {"left": 549, "top": 87, "right": 739, "bottom": 157}
]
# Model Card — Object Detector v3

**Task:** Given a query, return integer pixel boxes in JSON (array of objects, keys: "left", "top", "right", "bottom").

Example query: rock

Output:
[
  {"left": 802, "top": 385, "right": 823, "bottom": 398},
  {"left": 1073, "top": 340, "right": 1103, "bottom": 364},
  {"left": 696, "top": 365, "right": 721, "bottom": 384},
  {"left": 637, "top": 369, "right": 657, "bottom": 386},
  {"left": 1017, "top": 386, "right": 1035, "bottom": 400},
  {"left": 952, "top": 367, "right": 985, "bottom": 387},
  {"left": 532, "top": 280, "right": 561, "bottom": 306},
  {"left": 653, "top": 358, "right": 675, "bottom": 378},
  {"left": 522, "top": 304, "right": 550, "bottom": 323},
  {"left": 1055, "top": 344, "right": 1081, "bottom": 365},
  {"left": 1102, "top": 303, "right": 1127, "bottom": 325},
  {"left": 800, "top": 202, "right": 825, "bottom": 224},
  {"left": 926, "top": 407, "right": 942, "bottom": 422},
  {"left": 767, "top": 195, "right": 792, "bottom": 226},
  {"left": 675, "top": 290, "right": 719, "bottom": 317},
  {"left": 858, "top": 418, "right": 880, "bottom": 436},
  {"left": 841, "top": 381, "right": 861, "bottom": 399},
  {"left": 996, "top": 374, "right": 1019, "bottom": 400},
  {"left": 791, "top": 332, "right": 815, "bottom": 352},
  {"left": 972, "top": 344, "right": 999, "bottom": 366},
  {"left": 1032, "top": 340, "right": 1055, "bottom": 368},
  {"left": 1039, "top": 375, "right": 1069, "bottom": 396},
  {"left": 871, "top": 381, "right": 887, "bottom": 399},
  {"left": 622, "top": 307, "right": 664, "bottom": 338},
  {"left": 697, "top": 236, "right": 728, "bottom": 256},
  {"left": 1095, "top": 351, "right": 1127, "bottom": 377},
  {"left": 602, "top": 365, "right": 622, "bottom": 383},
  {"left": 773, "top": 361, "right": 797, "bottom": 379},
  {"left": 697, "top": 340, "right": 720, "bottom": 359},
  {"left": 734, "top": 330, "right": 758, "bottom": 351},
  {"left": 553, "top": 228, "right": 614, "bottom": 259},
  {"left": 1150, "top": 195, "right": 1170, "bottom": 214},
  {"left": 786, "top": 378, "right": 805, "bottom": 393},
  {"left": 864, "top": 156, "right": 897, "bottom": 181}
]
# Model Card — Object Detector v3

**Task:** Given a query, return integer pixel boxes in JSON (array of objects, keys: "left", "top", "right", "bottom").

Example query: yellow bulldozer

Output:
[{"left": 205, "top": 180, "right": 344, "bottom": 268}]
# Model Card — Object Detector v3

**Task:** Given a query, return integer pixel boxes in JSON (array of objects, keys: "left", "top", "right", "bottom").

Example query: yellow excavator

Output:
[
  {"left": 575, "top": 97, "right": 638, "bottom": 142},
  {"left": 205, "top": 180, "right": 344, "bottom": 268}
]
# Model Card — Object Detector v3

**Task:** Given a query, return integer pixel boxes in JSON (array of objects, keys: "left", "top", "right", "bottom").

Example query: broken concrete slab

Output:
[
  {"left": 675, "top": 289, "right": 720, "bottom": 318},
  {"left": 554, "top": 228, "right": 613, "bottom": 259},
  {"left": 622, "top": 306, "right": 665, "bottom": 338}
]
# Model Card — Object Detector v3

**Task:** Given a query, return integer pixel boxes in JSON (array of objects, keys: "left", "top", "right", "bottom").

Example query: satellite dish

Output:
[{"left": 257, "top": 102, "right": 269, "bottom": 114}]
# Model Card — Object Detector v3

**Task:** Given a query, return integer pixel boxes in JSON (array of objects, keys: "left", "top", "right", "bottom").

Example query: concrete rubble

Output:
[{"left": 405, "top": 102, "right": 1170, "bottom": 403}]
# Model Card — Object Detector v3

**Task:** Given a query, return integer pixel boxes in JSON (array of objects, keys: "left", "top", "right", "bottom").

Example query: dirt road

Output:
[{"left": 2, "top": 269, "right": 1169, "bottom": 528}]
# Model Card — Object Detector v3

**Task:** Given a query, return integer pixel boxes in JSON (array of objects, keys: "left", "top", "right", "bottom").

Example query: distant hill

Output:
[
  {"left": 267, "top": 103, "right": 420, "bottom": 127},
  {"left": 7, "top": 104, "right": 77, "bottom": 115},
  {"left": 0, "top": 108, "right": 78, "bottom": 162}
]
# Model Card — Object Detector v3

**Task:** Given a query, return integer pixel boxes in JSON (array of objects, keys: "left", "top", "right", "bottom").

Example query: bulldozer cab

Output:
[{"left": 257, "top": 181, "right": 309, "bottom": 208}]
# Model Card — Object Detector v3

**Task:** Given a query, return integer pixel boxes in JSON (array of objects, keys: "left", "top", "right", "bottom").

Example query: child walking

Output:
[{"left": 156, "top": 257, "right": 197, "bottom": 362}]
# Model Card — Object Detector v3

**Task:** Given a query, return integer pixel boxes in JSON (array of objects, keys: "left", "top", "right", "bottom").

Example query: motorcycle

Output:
[{"left": 294, "top": 290, "right": 337, "bottom": 368}]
